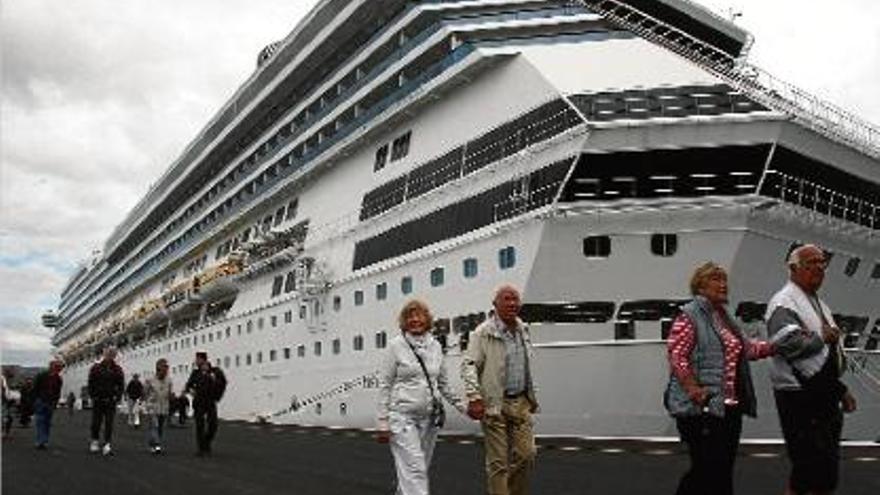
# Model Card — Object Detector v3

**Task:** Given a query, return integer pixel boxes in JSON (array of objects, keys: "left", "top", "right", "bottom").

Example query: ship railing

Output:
[
  {"left": 493, "top": 180, "right": 564, "bottom": 222},
  {"left": 575, "top": 0, "right": 880, "bottom": 158},
  {"left": 760, "top": 170, "right": 880, "bottom": 230},
  {"left": 262, "top": 371, "right": 380, "bottom": 420},
  {"left": 362, "top": 103, "right": 581, "bottom": 221}
]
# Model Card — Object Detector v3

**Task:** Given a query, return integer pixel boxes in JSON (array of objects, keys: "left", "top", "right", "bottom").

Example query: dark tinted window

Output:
[
  {"left": 735, "top": 301, "right": 767, "bottom": 324},
  {"left": 617, "top": 300, "right": 689, "bottom": 321},
  {"left": 583, "top": 236, "right": 611, "bottom": 257},
  {"left": 651, "top": 234, "right": 678, "bottom": 257},
  {"left": 520, "top": 302, "right": 616, "bottom": 323}
]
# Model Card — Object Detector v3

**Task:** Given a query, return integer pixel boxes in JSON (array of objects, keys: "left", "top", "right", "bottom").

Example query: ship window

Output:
[
  {"left": 235, "top": 355, "right": 240, "bottom": 367},
  {"left": 354, "top": 290, "right": 364, "bottom": 306},
  {"left": 258, "top": 317, "right": 264, "bottom": 330},
  {"left": 271, "top": 315, "right": 278, "bottom": 327},
  {"left": 246, "top": 353, "right": 252, "bottom": 366},
  {"left": 401, "top": 276, "right": 413, "bottom": 294},
  {"left": 835, "top": 314, "right": 870, "bottom": 349},
  {"left": 225, "top": 327, "right": 231, "bottom": 338},
  {"left": 286, "top": 199, "right": 298, "bottom": 220},
  {"left": 376, "top": 283, "right": 388, "bottom": 301},
  {"left": 583, "top": 236, "right": 611, "bottom": 258},
  {"left": 844, "top": 257, "right": 860, "bottom": 277},
  {"left": 651, "top": 234, "right": 678, "bottom": 257},
  {"left": 284, "top": 272, "right": 296, "bottom": 292},
  {"left": 314, "top": 342, "right": 322, "bottom": 356},
  {"left": 208, "top": 333, "right": 214, "bottom": 343},
  {"left": 430, "top": 267, "right": 445, "bottom": 287},
  {"left": 374, "top": 144, "right": 389, "bottom": 171},
  {"left": 297, "top": 345, "right": 305, "bottom": 357},
  {"left": 256, "top": 352, "right": 263, "bottom": 363},
  {"left": 520, "top": 302, "right": 616, "bottom": 323},
  {"left": 498, "top": 246, "right": 516, "bottom": 270},
  {"left": 274, "top": 207, "right": 285, "bottom": 226},
  {"left": 353, "top": 335, "right": 364, "bottom": 351},
  {"left": 284, "top": 347, "right": 291, "bottom": 359},
  {"left": 299, "top": 305, "right": 306, "bottom": 319},
  {"left": 390, "top": 131, "right": 411, "bottom": 162},
  {"left": 864, "top": 319, "right": 880, "bottom": 350},
  {"left": 871, "top": 263, "right": 880, "bottom": 279},
  {"left": 463, "top": 258, "right": 478, "bottom": 278},
  {"left": 284, "top": 311, "right": 292, "bottom": 324},
  {"left": 735, "top": 302, "right": 767, "bottom": 324},
  {"left": 332, "top": 338, "right": 341, "bottom": 355},
  {"left": 614, "top": 320, "right": 635, "bottom": 340},
  {"left": 270, "top": 350, "right": 277, "bottom": 361},
  {"left": 617, "top": 300, "right": 689, "bottom": 321},
  {"left": 333, "top": 296, "right": 341, "bottom": 311},
  {"left": 271, "top": 276, "right": 284, "bottom": 297},
  {"left": 375, "top": 331, "right": 388, "bottom": 349}
]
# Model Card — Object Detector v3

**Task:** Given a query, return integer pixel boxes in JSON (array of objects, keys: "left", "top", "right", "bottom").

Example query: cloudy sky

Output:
[{"left": 1, "top": 0, "right": 878, "bottom": 366}]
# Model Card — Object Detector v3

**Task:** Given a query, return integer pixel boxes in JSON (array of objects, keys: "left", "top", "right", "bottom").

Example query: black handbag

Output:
[{"left": 404, "top": 336, "right": 445, "bottom": 428}]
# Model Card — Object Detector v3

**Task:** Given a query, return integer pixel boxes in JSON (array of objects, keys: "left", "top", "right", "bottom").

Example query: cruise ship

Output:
[{"left": 45, "top": 0, "right": 880, "bottom": 440}]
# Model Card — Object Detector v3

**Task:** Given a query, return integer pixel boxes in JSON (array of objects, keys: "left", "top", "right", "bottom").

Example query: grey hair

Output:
[
  {"left": 787, "top": 244, "right": 823, "bottom": 269},
  {"left": 493, "top": 284, "right": 521, "bottom": 304}
]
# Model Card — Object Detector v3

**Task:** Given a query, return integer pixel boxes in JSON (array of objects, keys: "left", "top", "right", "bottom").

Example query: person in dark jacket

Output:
[
  {"left": 664, "top": 262, "right": 775, "bottom": 495},
  {"left": 126, "top": 374, "right": 144, "bottom": 427},
  {"left": 87, "top": 346, "right": 125, "bottom": 455},
  {"left": 32, "top": 359, "right": 64, "bottom": 449},
  {"left": 175, "top": 393, "right": 190, "bottom": 426},
  {"left": 185, "top": 352, "right": 226, "bottom": 456},
  {"left": 18, "top": 377, "right": 33, "bottom": 427}
]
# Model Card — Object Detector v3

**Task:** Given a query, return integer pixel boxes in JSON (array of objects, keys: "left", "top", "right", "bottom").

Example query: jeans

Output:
[
  {"left": 90, "top": 400, "right": 116, "bottom": 444},
  {"left": 148, "top": 414, "right": 167, "bottom": 447},
  {"left": 33, "top": 398, "right": 53, "bottom": 446},
  {"left": 389, "top": 413, "right": 439, "bottom": 495},
  {"left": 674, "top": 407, "right": 743, "bottom": 495}
]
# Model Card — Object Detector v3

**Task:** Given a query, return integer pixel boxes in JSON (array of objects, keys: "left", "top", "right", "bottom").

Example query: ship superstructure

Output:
[{"left": 47, "top": 0, "right": 880, "bottom": 439}]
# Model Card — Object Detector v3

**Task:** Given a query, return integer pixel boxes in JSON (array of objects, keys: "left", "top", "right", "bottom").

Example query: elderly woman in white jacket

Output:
[{"left": 377, "top": 299, "right": 463, "bottom": 495}]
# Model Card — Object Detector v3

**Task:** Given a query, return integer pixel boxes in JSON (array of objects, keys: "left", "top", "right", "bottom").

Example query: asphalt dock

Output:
[{"left": 2, "top": 411, "right": 878, "bottom": 494}]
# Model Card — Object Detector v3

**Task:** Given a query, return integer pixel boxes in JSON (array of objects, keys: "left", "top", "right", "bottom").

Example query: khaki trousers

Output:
[{"left": 480, "top": 396, "right": 535, "bottom": 495}]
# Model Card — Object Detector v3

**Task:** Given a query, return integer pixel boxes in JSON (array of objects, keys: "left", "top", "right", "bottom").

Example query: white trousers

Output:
[{"left": 389, "top": 413, "right": 439, "bottom": 495}]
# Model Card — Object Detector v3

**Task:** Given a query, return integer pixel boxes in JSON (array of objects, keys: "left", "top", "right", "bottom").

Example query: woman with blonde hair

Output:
[
  {"left": 664, "top": 262, "right": 776, "bottom": 495},
  {"left": 377, "top": 299, "right": 463, "bottom": 495}
]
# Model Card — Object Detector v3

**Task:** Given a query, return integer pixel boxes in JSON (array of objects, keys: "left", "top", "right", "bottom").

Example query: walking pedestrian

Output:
[
  {"left": 2, "top": 369, "right": 14, "bottom": 439},
  {"left": 144, "top": 359, "right": 173, "bottom": 454},
  {"left": 126, "top": 374, "right": 144, "bottom": 427},
  {"left": 767, "top": 244, "right": 857, "bottom": 495},
  {"left": 376, "top": 300, "right": 464, "bottom": 495},
  {"left": 87, "top": 346, "right": 125, "bottom": 455},
  {"left": 461, "top": 285, "right": 539, "bottom": 495},
  {"left": 185, "top": 352, "right": 226, "bottom": 456},
  {"left": 67, "top": 391, "right": 76, "bottom": 418},
  {"left": 32, "top": 359, "right": 64, "bottom": 450},
  {"left": 663, "top": 262, "right": 775, "bottom": 495},
  {"left": 176, "top": 393, "right": 190, "bottom": 426}
]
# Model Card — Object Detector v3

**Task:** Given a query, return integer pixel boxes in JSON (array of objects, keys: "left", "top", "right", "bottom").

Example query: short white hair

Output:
[
  {"left": 787, "top": 244, "right": 823, "bottom": 269},
  {"left": 493, "top": 284, "right": 521, "bottom": 303}
]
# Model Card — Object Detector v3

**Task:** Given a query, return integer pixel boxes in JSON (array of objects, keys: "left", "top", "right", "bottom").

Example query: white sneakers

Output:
[
  {"left": 150, "top": 445, "right": 162, "bottom": 454},
  {"left": 89, "top": 440, "right": 115, "bottom": 456}
]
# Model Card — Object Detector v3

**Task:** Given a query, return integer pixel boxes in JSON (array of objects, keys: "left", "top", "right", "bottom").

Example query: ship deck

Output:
[{"left": 3, "top": 412, "right": 879, "bottom": 494}]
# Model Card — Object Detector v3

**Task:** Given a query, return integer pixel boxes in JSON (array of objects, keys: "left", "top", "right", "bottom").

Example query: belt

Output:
[{"left": 504, "top": 391, "right": 526, "bottom": 399}]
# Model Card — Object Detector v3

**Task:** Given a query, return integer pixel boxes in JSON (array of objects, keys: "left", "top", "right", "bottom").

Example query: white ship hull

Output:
[{"left": 50, "top": 0, "right": 880, "bottom": 442}]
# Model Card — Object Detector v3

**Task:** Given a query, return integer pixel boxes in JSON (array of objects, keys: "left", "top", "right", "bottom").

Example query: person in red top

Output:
[
  {"left": 664, "top": 262, "right": 775, "bottom": 495},
  {"left": 32, "top": 359, "right": 64, "bottom": 450}
]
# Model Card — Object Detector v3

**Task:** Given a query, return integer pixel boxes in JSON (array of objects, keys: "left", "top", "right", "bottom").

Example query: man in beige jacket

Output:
[{"left": 462, "top": 285, "right": 538, "bottom": 495}]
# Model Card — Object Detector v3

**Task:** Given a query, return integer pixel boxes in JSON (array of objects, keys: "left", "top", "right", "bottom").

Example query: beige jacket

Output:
[{"left": 461, "top": 316, "right": 538, "bottom": 416}]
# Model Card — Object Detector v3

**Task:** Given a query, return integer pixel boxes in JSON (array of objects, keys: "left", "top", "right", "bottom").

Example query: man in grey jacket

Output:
[
  {"left": 462, "top": 285, "right": 538, "bottom": 495},
  {"left": 766, "top": 244, "right": 857, "bottom": 495}
]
